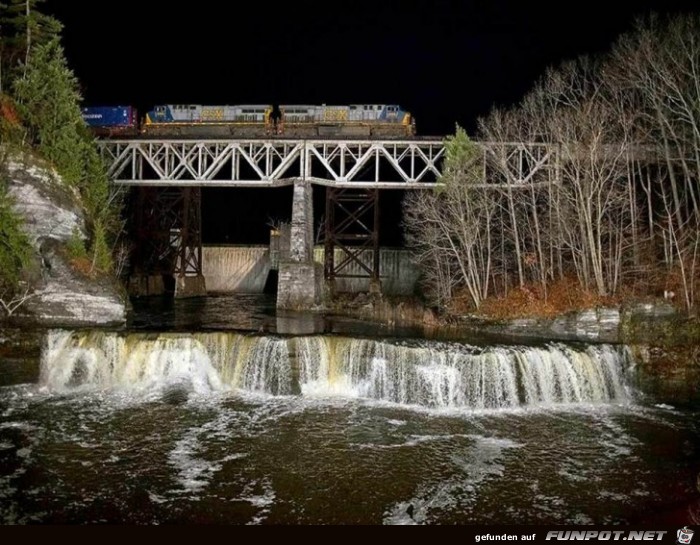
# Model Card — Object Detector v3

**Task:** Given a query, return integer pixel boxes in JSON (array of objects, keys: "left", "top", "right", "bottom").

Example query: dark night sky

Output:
[
  {"left": 46, "top": 0, "right": 700, "bottom": 135},
  {"left": 43, "top": 0, "right": 700, "bottom": 245}
]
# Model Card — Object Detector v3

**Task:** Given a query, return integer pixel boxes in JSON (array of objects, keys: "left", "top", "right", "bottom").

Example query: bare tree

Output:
[
  {"left": 609, "top": 13, "right": 700, "bottom": 308},
  {"left": 0, "top": 281, "right": 34, "bottom": 317},
  {"left": 404, "top": 128, "right": 495, "bottom": 309},
  {"left": 403, "top": 13, "right": 699, "bottom": 313}
]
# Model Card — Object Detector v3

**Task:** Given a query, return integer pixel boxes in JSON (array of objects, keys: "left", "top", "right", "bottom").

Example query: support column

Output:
[
  {"left": 277, "top": 180, "right": 320, "bottom": 309},
  {"left": 323, "top": 188, "right": 381, "bottom": 296},
  {"left": 324, "top": 185, "right": 336, "bottom": 297},
  {"left": 129, "top": 187, "right": 167, "bottom": 297},
  {"left": 128, "top": 187, "right": 205, "bottom": 298},
  {"left": 174, "top": 187, "right": 206, "bottom": 298}
]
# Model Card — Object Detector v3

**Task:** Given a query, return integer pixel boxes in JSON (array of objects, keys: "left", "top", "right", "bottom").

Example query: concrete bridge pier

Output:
[{"left": 277, "top": 180, "right": 321, "bottom": 309}]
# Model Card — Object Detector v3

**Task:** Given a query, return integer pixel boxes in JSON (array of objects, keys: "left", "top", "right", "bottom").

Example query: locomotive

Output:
[{"left": 81, "top": 103, "right": 416, "bottom": 138}]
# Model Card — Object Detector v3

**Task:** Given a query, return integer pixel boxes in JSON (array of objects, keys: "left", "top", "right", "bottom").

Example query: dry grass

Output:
[
  {"left": 0, "top": 95, "right": 20, "bottom": 126},
  {"left": 451, "top": 277, "right": 618, "bottom": 320},
  {"left": 451, "top": 264, "right": 700, "bottom": 320},
  {"left": 329, "top": 293, "right": 441, "bottom": 329},
  {"left": 69, "top": 257, "right": 98, "bottom": 279}
]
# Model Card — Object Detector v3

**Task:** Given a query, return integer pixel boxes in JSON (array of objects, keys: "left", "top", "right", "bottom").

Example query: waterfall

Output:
[
  {"left": 40, "top": 330, "right": 290, "bottom": 396},
  {"left": 41, "top": 330, "right": 631, "bottom": 407},
  {"left": 297, "top": 337, "right": 630, "bottom": 408}
]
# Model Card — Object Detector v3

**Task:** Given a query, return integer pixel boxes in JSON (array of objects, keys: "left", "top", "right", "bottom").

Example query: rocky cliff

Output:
[{"left": 4, "top": 154, "right": 125, "bottom": 327}]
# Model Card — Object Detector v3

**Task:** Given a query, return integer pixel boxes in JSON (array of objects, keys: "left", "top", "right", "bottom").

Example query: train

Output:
[{"left": 81, "top": 103, "right": 416, "bottom": 138}]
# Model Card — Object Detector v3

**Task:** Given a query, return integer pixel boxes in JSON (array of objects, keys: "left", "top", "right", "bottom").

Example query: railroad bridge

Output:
[{"left": 99, "top": 138, "right": 559, "bottom": 308}]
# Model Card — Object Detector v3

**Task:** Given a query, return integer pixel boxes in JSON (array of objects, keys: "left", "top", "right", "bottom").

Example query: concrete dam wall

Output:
[
  {"left": 202, "top": 246, "right": 420, "bottom": 295},
  {"left": 202, "top": 246, "right": 271, "bottom": 293}
]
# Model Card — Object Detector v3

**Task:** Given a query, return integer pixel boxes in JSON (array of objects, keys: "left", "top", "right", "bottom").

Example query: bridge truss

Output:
[
  {"left": 99, "top": 138, "right": 563, "bottom": 188},
  {"left": 99, "top": 139, "right": 447, "bottom": 188}
]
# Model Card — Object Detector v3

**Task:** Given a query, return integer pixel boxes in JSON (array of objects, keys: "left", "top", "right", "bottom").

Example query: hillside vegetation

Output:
[{"left": 0, "top": 0, "right": 123, "bottom": 316}]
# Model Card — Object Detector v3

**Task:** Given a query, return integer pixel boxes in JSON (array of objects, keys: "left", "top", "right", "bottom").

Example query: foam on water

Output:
[
  {"left": 0, "top": 375, "right": 696, "bottom": 524},
  {"left": 383, "top": 434, "right": 522, "bottom": 525}
]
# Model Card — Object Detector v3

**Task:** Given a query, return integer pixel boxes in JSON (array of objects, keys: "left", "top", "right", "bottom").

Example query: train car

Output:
[
  {"left": 278, "top": 104, "right": 413, "bottom": 137},
  {"left": 142, "top": 104, "right": 273, "bottom": 137},
  {"left": 81, "top": 106, "right": 139, "bottom": 137}
]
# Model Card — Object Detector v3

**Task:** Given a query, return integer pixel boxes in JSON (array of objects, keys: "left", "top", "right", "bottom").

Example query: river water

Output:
[{"left": 0, "top": 295, "right": 698, "bottom": 524}]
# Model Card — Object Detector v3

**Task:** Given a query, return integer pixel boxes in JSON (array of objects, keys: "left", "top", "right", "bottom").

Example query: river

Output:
[{"left": 0, "top": 295, "right": 698, "bottom": 524}]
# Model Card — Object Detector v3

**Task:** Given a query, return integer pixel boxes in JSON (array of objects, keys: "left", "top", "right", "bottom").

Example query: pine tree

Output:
[
  {"left": 13, "top": 36, "right": 85, "bottom": 184},
  {"left": 3, "top": 2, "right": 120, "bottom": 276},
  {"left": 12, "top": 34, "right": 121, "bottom": 273},
  {"left": 1, "top": 0, "right": 61, "bottom": 75},
  {"left": 0, "top": 177, "right": 31, "bottom": 292}
]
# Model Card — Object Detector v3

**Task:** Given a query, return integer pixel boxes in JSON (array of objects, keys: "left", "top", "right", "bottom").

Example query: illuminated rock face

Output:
[{"left": 5, "top": 156, "right": 125, "bottom": 327}]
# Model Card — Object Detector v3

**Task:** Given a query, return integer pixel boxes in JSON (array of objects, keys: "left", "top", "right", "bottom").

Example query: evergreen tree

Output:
[
  {"left": 0, "top": 177, "right": 31, "bottom": 293},
  {"left": 13, "top": 36, "right": 85, "bottom": 185},
  {"left": 1, "top": 0, "right": 61, "bottom": 75},
  {"left": 12, "top": 35, "right": 122, "bottom": 273},
  {"left": 0, "top": 0, "right": 122, "bottom": 311}
]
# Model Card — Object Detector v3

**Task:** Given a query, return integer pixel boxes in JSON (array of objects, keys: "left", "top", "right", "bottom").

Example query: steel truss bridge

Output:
[
  {"left": 99, "top": 138, "right": 561, "bottom": 298},
  {"left": 98, "top": 138, "right": 561, "bottom": 188}
]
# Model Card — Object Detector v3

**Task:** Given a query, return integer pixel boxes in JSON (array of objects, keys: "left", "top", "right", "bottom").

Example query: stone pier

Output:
[{"left": 277, "top": 180, "right": 321, "bottom": 309}]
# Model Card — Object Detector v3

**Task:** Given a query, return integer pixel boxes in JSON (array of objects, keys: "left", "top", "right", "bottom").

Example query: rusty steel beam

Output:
[
  {"left": 323, "top": 188, "right": 380, "bottom": 290},
  {"left": 130, "top": 186, "right": 203, "bottom": 280}
]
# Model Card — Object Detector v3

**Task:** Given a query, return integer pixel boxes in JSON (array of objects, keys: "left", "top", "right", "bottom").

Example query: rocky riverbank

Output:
[{"left": 2, "top": 154, "right": 126, "bottom": 328}]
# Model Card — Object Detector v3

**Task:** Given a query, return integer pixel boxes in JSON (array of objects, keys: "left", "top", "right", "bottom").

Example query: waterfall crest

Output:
[{"left": 41, "top": 330, "right": 631, "bottom": 407}]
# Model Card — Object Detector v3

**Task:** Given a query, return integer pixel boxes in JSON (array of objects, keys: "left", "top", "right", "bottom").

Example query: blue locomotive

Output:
[{"left": 82, "top": 103, "right": 415, "bottom": 138}]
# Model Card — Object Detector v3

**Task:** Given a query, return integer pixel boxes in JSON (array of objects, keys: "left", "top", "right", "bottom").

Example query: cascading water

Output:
[
  {"left": 40, "top": 330, "right": 290, "bottom": 396},
  {"left": 41, "top": 330, "right": 631, "bottom": 408},
  {"left": 297, "top": 337, "right": 630, "bottom": 408},
  {"left": 41, "top": 330, "right": 224, "bottom": 394}
]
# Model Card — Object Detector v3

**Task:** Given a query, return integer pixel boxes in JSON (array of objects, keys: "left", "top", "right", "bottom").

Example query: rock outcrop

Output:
[
  {"left": 4, "top": 155, "right": 125, "bottom": 327},
  {"left": 464, "top": 302, "right": 683, "bottom": 345},
  {"left": 489, "top": 308, "right": 622, "bottom": 343}
]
